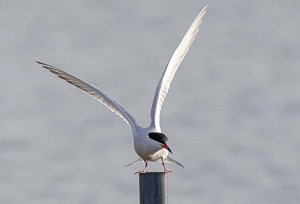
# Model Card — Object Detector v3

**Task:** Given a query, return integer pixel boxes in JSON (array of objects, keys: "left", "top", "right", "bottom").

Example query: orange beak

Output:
[{"left": 162, "top": 143, "right": 173, "bottom": 154}]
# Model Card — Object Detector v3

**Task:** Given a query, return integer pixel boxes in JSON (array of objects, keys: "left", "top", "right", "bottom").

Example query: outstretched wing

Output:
[
  {"left": 150, "top": 5, "right": 208, "bottom": 129},
  {"left": 37, "top": 61, "right": 137, "bottom": 129}
]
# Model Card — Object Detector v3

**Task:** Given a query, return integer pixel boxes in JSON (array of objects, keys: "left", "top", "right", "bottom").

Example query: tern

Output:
[{"left": 37, "top": 5, "right": 207, "bottom": 173}]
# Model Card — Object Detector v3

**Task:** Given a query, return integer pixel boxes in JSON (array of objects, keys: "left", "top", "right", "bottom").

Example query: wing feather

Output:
[
  {"left": 36, "top": 61, "right": 137, "bottom": 128},
  {"left": 150, "top": 5, "right": 208, "bottom": 129}
]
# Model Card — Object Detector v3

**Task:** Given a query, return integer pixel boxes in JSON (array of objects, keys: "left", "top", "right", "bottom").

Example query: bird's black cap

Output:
[{"left": 148, "top": 132, "right": 168, "bottom": 144}]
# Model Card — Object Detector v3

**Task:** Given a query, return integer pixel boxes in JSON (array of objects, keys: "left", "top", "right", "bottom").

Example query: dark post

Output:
[{"left": 139, "top": 172, "right": 167, "bottom": 204}]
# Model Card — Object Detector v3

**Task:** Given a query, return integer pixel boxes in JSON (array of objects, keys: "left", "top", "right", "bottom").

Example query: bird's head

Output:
[{"left": 148, "top": 132, "right": 173, "bottom": 153}]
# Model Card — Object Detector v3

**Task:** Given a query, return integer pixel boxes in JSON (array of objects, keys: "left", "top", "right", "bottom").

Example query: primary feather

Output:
[
  {"left": 150, "top": 5, "right": 208, "bottom": 129},
  {"left": 36, "top": 61, "right": 137, "bottom": 129}
]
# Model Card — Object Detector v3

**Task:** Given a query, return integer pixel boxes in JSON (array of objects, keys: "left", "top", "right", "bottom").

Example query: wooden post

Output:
[{"left": 139, "top": 172, "right": 167, "bottom": 204}]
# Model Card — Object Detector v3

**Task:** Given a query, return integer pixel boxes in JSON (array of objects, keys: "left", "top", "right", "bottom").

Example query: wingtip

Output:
[
  {"left": 201, "top": 4, "right": 208, "bottom": 14},
  {"left": 36, "top": 61, "right": 47, "bottom": 67},
  {"left": 35, "top": 61, "right": 52, "bottom": 70}
]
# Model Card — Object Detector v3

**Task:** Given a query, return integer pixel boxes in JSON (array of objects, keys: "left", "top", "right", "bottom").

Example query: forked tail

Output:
[
  {"left": 124, "top": 158, "right": 144, "bottom": 167},
  {"left": 165, "top": 156, "right": 184, "bottom": 168}
]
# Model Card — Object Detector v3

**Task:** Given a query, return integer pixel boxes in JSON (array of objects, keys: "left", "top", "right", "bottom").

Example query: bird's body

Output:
[
  {"left": 134, "top": 128, "right": 167, "bottom": 161},
  {"left": 37, "top": 5, "right": 207, "bottom": 173}
]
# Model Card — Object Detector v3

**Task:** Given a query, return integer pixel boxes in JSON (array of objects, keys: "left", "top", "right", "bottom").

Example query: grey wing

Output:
[
  {"left": 37, "top": 61, "right": 137, "bottom": 128},
  {"left": 150, "top": 5, "right": 208, "bottom": 129}
]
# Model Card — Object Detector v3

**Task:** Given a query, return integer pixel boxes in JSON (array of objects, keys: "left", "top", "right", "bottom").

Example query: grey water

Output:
[{"left": 1, "top": 0, "right": 300, "bottom": 203}]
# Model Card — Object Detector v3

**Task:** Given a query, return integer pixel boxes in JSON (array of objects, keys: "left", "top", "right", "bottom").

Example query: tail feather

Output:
[
  {"left": 165, "top": 156, "right": 184, "bottom": 168},
  {"left": 124, "top": 158, "right": 144, "bottom": 167}
]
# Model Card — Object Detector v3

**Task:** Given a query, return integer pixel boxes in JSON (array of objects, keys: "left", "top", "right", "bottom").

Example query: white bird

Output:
[{"left": 37, "top": 5, "right": 207, "bottom": 173}]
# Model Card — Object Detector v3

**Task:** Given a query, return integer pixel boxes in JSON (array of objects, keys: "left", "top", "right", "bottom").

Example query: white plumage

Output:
[{"left": 37, "top": 5, "right": 207, "bottom": 173}]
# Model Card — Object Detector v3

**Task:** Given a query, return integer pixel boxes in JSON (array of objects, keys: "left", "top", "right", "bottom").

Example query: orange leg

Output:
[
  {"left": 162, "top": 159, "right": 172, "bottom": 173},
  {"left": 135, "top": 161, "right": 148, "bottom": 174}
]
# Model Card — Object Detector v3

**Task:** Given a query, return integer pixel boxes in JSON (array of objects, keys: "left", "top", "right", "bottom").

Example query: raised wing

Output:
[
  {"left": 37, "top": 61, "right": 137, "bottom": 129},
  {"left": 150, "top": 5, "right": 208, "bottom": 129}
]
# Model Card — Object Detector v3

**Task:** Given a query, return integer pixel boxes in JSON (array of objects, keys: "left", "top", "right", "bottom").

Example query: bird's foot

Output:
[
  {"left": 162, "top": 160, "right": 172, "bottom": 173},
  {"left": 135, "top": 161, "right": 148, "bottom": 174},
  {"left": 135, "top": 170, "right": 147, "bottom": 174},
  {"left": 164, "top": 169, "right": 172, "bottom": 173}
]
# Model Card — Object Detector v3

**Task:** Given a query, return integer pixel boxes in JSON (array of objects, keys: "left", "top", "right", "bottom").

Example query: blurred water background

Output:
[{"left": 1, "top": 0, "right": 300, "bottom": 203}]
